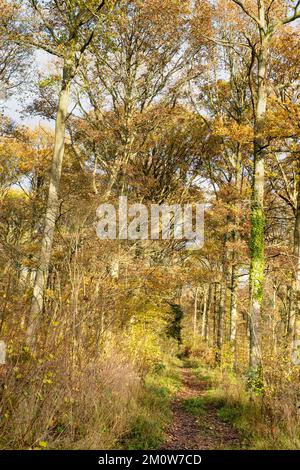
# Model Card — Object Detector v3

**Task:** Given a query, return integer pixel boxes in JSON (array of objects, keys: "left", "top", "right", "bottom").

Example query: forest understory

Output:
[{"left": 125, "top": 356, "right": 300, "bottom": 451}]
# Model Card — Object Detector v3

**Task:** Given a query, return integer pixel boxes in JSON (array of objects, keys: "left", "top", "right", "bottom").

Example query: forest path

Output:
[{"left": 161, "top": 366, "right": 241, "bottom": 450}]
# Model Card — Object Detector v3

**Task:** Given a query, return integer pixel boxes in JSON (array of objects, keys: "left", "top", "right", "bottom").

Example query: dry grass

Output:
[
  {"left": 189, "top": 355, "right": 300, "bottom": 450},
  {"left": 0, "top": 341, "right": 142, "bottom": 449}
]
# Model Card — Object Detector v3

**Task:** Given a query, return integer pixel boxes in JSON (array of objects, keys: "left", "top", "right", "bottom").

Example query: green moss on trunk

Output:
[{"left": 250, "top": 203, "right": 265, "bottom": 304}]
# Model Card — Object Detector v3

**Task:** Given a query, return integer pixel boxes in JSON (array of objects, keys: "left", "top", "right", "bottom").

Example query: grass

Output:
[
  {"left": 183, "top": 397, "right": 205, "bottom": 416},
  {"left": 185, "top": 358, "right": 212, "bottom": 384},
  {"left": 218, "top": 405, "right": 243, "bottom": 424},
  {"left": 121, "top": 354, "right": 300, "bottom": 450},
  {"left": 182, "top": 359, "right": 251, "bottom": 447},
  {"left": 187, "top": 359, "right": 300, "bottom": 450},
  {"left": 121, "top": 357, "right": 182, "bottom": 450}
]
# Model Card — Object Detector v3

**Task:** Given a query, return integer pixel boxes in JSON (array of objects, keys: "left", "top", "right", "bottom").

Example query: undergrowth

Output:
[
  {"left": 120, "top": 356, "right": 182, "bottom": 450},
  {"left": 188, "top": 358, "right": 300, "bottom": 450}
]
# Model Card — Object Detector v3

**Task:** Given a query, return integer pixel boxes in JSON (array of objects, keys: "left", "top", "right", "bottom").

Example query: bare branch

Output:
[
  {"left": 29, "top": 0, "right": 58, "bottom": 42},
  {"left": 13, "top": 36, "right": 63, "bottom": 58},
  {"left": 231, "top": 0, "right": 263, "bottom": 27},
  {"left": 202, "top": 34, "right": 252, "bottom": 50},
  {"left": 281, "top": 0, "right": 300, "bottom": 25}
]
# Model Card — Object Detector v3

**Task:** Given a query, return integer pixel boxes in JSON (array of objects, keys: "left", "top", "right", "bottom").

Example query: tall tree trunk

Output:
[
  {"left": 27, "top": 59, "right": 73, "bottom": 346},
  {"left": 249, "top": 30, "right": 268, "bottom": 370},
  {"left": 201, "top": 285, "right": 210, "bottom": 342},
  {"left": 193, "top": 287, "right": 199, "bottom": 348},
  {"left": 229, "top": 151, "right": 242, "bottom": 362},
  {"left": 291, "top": 174, "right": 300, "bottom": 361},
  {"left": 229, "top": 261, "right": 238, "bottom": 343},
  {"left": 212, "top": 282, "right": 219, "bottom": 348},
  {"left": 216, "top": 226, "right": 229, "bottom": 365},
  {"left": 216, "top": 281, "right": 226, "bottom": 365}
]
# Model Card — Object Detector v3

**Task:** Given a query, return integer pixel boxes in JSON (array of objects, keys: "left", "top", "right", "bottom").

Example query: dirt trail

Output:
[{"left": 161, "top": 367, "right": 241, "bottom": 450}]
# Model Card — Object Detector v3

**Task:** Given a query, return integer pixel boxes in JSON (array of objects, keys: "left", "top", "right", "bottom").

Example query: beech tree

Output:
[
  {"left": 73, "top": 0, "right": 195, "bottom": 199},
  {"left": 2, "top": 0, "right": 116, "bottom": 345},
  {"left": 225, "top": 0, "right": 300, "bottom": 370}
]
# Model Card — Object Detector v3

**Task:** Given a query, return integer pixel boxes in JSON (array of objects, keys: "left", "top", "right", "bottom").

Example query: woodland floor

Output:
[{"left": 161, "top": 366, "right": 242, "bottom": 450}]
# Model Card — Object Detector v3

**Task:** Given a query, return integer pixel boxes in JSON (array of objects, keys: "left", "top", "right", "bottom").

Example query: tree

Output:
[
  {"left": 73, "top": 0, "right": 193, "bottom": 198},
  {"left": 227, "top": 0, "right": 300, "bottom": 370}
]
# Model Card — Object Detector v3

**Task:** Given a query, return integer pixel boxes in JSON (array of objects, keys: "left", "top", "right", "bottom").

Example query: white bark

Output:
[{"left": 27, "top": 60, "right": 72, "bottom": 346}]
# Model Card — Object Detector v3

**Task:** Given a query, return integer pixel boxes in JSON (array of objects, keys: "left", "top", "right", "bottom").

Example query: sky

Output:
[{"left": 3, "top": 50, "right": 55, "bottom": 128}]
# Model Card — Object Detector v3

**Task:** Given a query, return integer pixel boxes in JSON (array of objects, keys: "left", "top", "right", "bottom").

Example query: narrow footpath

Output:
[{"left": 161, "top": 367, "right": 241, "bottom": 450}]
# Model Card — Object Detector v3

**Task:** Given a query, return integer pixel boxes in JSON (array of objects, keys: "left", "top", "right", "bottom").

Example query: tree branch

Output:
[
  {"left": 13, "top": 36, "right": 63, "bottom": 58},
  {"left": 281, "top": 0, "right": 300, "bottom": 25},
  {"left": 231, "top": 0, "right": 263, "bottom": 27},
  {"left": 202, "top": 34, "right": 251, "bottom": 50},
  {"left": 29, "top": 0, "right": 58, "bottom": 42}
]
